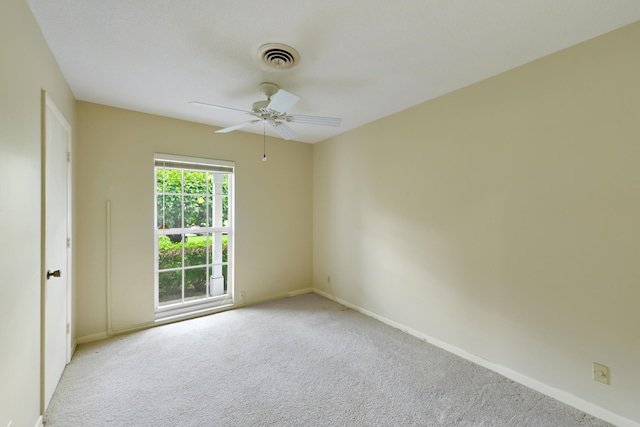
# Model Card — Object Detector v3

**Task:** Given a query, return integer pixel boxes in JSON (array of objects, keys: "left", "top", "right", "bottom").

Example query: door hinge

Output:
[
  {"left": 67, "top": 151, "right": 71, "bottom": 162},
  {"left": 66, "top": 323, "right": 70, "bottom": 334},
  {"left": 67, "top": 237, "right": 71, "bottom": 248}
]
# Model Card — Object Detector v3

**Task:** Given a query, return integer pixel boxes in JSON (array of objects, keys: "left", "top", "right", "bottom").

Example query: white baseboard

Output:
[
  {"left": 287, "top": 287, "right": 314, "bottom": 297},
  {"left": 34, "top": 415, "right": 43, "bottom": 427},
  {"left": 75, "top": 288, "right": 316, "bottom": 345},
  {"left": 75, "top": 331, "right": 109, "bottom": 345},
  {"left": 312, "top": 288, "right": 639, "bottom": 427},
  {"left": 239, "top": 287, "right": 313, "bottom": 306}
]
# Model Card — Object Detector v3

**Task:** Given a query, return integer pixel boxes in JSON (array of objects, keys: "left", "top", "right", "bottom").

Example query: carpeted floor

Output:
[{"left": 45, "top": 293, "right": 611, "bottom": 426}]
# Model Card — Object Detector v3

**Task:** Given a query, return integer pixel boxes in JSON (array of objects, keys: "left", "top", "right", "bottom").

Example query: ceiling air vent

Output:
[{"left": 258, "top": 43, "right": 300, "bottom": 70}]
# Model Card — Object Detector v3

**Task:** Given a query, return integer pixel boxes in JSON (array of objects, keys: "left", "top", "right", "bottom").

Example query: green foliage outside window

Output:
[
  {"left": 156, "top": 169, "right": 229, "bottom": 229},
  {"left": 158, "top": 235, "right": 229, "bottom": 304}
]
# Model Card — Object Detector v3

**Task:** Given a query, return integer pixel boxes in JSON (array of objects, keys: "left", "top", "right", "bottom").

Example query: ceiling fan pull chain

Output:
[{"left": 262, "top": 120, "right": 267, "bottom": 162}]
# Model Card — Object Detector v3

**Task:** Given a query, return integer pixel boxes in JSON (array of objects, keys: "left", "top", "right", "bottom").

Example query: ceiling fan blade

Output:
[
  {"left": 190, "top": 101, "right": 250, "bottom": 115},
  {"left": 215, "top": 120, "right": 261, "bottom": 134},
  {"left": 267, "top": 89, "right": 300, "bottom": 113},
  {"left": 271, "top": 121, "right": 298, "bottom": 140},
  {"left": 288, "top": 114, "right": 342, "bottom": 127}
]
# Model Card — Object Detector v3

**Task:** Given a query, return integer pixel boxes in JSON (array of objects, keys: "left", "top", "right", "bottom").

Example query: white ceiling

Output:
[{"left": 27, "top": 0, "right": 640, "bottom": 143}]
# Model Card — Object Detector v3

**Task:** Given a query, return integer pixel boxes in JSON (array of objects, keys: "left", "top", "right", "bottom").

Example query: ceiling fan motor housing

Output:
[
  {"left": 258, "top": 82, "right": 279, "bottom": 98},
  {"left": 252, "top": 83, "right": 288, "bottom": 119},
  {"left": 252, "top": 100, "right": 270, "bottom": 112}
]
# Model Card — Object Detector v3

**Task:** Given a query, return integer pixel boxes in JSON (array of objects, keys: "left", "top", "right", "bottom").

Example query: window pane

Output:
[
  {"left": 205, "top": 196, "right": 213, "bottom": 227},
  {"left": 221, "top": 196, "right": 229, "bottom": 226},
  {"left": 210, "top": 173, "right": 227, "bottom": 195},
  {"left": 158, "top": 235, "right": 182, "bottom": 270},
  {"left": 156, "top": 169, "right": 168, "bottom": 193},
  {"left": 157, "top": 195, "right": 182, "bottom": 229},
  {"left": 206, "top": 196, "right": 228, "bottom": 227},
  {"left": 208, "top": 232, "right": 228, "bottom": 264},
  {"left": 184, "top": 234, "right": 206, "bottom": 267},
  {"left": 210, "top": 266, "right": 226, "bottom": 296},
  {"left": 184, "top": 171, "right": 207, "bottom": 195},
  {"left": 156, "top": 169, "right": 174, "bottom": 193},
  {"left": 156, "top": 169, "right": 182, "bottom": 194},
  {"left": 156, "top": 197, "right": 163, "bottom": 229},
  {"left": 184, "top": 267, "right": 207, "bottom": 300},
  {"left": 184, "top": 195, "right": 207, "bottom": 228},
  {"left": 222, "top": 264, "right": 228, "bottom": 292},
  {"left": 222, "top": 233, "right": 228, "bottom": 263},
  {"left": 158, "top": 270, "right": 182, "bottom": 306},
  {"left": 206, "top": 172, "right": 213, "bottom": 195},
  {"left": 222, "top": 174, "right": 229, "bottom": 195}
]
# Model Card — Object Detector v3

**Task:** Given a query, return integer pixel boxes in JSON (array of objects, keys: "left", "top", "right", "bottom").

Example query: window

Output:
[{"left": 154, "top": 154, "right": 234, "bottom": 319}]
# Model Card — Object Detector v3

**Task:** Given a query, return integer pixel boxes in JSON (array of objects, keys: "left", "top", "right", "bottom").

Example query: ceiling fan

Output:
[{"left": 190, "top": 82, "right": 342, "bottom": 140}]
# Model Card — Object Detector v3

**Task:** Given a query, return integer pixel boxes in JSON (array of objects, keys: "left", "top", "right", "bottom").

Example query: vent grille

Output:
[{"left": 258, "top": 43, "right": 299, "bottom": 69}]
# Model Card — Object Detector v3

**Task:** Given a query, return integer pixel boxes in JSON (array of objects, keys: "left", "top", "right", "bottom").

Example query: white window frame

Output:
[{"left": 153, "top": 153, "right": 235, "bottom": 320}]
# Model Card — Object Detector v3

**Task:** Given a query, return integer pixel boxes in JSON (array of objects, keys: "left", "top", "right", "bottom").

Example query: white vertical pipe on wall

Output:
[{"left": 106, "top": 200, "right": 113, "bottom": 335}]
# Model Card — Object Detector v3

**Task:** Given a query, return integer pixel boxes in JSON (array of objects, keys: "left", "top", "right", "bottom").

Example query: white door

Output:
[{"left": 43, "top": 94, "right": 71, "bottom": 411}]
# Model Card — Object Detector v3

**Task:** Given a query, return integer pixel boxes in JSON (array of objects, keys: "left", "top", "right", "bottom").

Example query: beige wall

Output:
[
  {"left": 75, "top": 102, "right": 313, "bottom": 337},
  {"left": 313, "top": 22, "right": 640, "bottom": 424},
  {"left": 0, "top": 0, "right": 76, "bottom": 426}
]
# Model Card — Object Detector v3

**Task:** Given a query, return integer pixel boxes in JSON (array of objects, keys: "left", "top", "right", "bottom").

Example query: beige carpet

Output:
[{"left": 45, "top": 293, "right": 610, "bottom": 426}]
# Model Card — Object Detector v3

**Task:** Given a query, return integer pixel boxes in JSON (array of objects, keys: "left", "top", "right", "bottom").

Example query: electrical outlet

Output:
[
  {"left": 239, "top": 291, "right": 246, "bottom": 304},
  {"left": 593, "top": 362, "right": 610, "bottom": 385}
]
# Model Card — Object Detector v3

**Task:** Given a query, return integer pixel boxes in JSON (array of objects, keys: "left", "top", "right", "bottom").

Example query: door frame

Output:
[{"left": 41, "top": 91, "right": 73, "bottom": 413}]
